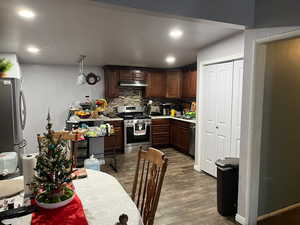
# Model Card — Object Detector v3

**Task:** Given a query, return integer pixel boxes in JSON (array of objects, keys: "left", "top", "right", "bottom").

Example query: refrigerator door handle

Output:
[
  {"left": 20, "top": 90, "right": 26, "bottom": 130},
  {"left": 18, "top": 139, "right": 27, "bottom": 149}
]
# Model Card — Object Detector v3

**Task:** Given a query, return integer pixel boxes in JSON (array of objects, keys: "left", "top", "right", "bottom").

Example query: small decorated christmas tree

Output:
[{"left": 31, "top": 112, "right": 73, "bottom": 204}]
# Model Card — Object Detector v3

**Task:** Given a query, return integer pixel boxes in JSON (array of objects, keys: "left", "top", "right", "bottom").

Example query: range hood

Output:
[{"left": 119, "top": 81, "right": 148, "bottom": 87}]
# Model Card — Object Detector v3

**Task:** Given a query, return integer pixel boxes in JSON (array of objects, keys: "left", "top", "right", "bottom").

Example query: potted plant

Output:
[
  {"left": 31, "top": 113, "right": 75, "bottom": 209},
  {"left": 0, "top": 58, "right": 13, "bottom": 77}
]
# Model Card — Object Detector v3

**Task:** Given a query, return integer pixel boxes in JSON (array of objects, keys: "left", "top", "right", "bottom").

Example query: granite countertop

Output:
[{"left": 151, "top": 116, "right": 197, "bottom": 124}]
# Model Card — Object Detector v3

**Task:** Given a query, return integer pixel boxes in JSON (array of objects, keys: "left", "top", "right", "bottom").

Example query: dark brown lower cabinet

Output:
[
  {"left": 151, "top": 119, "right": 190, "bottom": 154},
  {"left": 104, "top": 121, "right": 124, "bottom": 153},
  {"left": 170, "top": 120, "right": 190, "bottom": 154},
  {"left": 151, "top": 119, "right": 170, "bottom": 147}
]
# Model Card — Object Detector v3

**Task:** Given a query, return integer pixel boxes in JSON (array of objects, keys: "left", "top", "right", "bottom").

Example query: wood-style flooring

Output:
[{"left": 102, "top": 148, "right": 239, "bottom": 225}]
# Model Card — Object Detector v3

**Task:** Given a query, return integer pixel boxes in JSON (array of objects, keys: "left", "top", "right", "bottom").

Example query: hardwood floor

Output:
[{"left": 102, "top": 148, "right": 239, "bottom": 225}]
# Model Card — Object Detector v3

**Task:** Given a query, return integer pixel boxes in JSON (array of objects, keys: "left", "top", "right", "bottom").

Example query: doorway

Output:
[
  {"left": 240, "top": 28, "right": 300, "bottom": 225},
  {"left": 257, "top": 36, "right": 300, "bottom": 222}
]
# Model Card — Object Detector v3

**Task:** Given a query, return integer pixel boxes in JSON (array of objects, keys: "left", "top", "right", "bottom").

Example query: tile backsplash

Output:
[
  {"left": 106, "top": 88, "right": 146, "bottom": 113},
  {"left": 106, "top": 88, "right": 196, "bottom": 113}
]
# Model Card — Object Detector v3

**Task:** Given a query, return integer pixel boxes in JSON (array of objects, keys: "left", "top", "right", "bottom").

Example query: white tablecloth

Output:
[{"left": 3, "top": 170, "right": 143, "bottom": 225}]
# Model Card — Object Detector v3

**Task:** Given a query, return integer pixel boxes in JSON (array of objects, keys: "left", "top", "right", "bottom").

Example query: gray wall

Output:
[
  {"left": 255, "top": 0, "right": 300, "bottom": 28},
  {"left": 258, "top": 37, "right": 300, "bottom": 215},
  {"left": 21, "top": 64, "right": 104, "bottom": 153},
  {"left": 95, "top": 0, "right": 254, "bottom": 27}
]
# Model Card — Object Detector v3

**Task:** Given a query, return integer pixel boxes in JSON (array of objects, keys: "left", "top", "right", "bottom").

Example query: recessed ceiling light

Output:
[
  {"left": 165, "top": 56, "right": 176, "bottom": 64},
  {"left": 27, "top": 46, "right": 40, "bottom": 54},
  {"left": 169, "top": 29, "right": 183, "bottom": 39},
  {"left": 18, "top": 9, "right": 35, "bottom": 19}
]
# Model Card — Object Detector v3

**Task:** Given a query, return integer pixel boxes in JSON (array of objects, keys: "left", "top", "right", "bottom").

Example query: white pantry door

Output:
[
  {"left": 202, "top": 64, "right": 218, "bottom": 175},
  {"left": 201, "top": 61, "right": 234, "bottom": 176},
  {"left": 231, "top": 60, "right": 244, "bottom": 157},
  {"left": 215, "top": 62, "right": 234, "bottom": 162}
]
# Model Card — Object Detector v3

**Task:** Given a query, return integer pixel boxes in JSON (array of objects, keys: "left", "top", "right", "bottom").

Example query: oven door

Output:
[{"left": 125, "top": 122, "right": 151, "bottom": 144}]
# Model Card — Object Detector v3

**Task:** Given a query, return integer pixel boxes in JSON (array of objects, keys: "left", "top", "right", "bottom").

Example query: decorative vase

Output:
[
  {"left": 35, "top": 187, "right": 75, "bottom": 209},
  {"left": 0, "top": 72, "right": 7, "bottom": 78}
]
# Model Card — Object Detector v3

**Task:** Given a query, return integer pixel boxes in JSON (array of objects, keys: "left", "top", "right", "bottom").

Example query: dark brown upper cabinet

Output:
[
  {"left": 103, "top": 64, "right": 196, "bottom": 99},
  {"left": 104, "top": 69, "right": 119, "bottom": 98},
  {"left": 119, "top": 69, "right": 147, "bottom": 82},
  {"left": 182, "top": 70, "right": 197, "bottom": 98},
  {"left": 166, "top": 70, "right": 182, "bottom": 98},
  {"left": 145, "top": 71, "right": 166, "bottom": 98}
]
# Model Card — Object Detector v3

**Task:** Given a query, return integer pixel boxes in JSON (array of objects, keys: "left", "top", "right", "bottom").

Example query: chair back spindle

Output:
[{"left": 132, "top": 147, "right": 168, "bottom": 225}]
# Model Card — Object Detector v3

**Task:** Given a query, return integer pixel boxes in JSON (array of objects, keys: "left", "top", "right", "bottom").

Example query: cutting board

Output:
[{"left": 0, "top": 179, "right": 24, "bottom": 199}]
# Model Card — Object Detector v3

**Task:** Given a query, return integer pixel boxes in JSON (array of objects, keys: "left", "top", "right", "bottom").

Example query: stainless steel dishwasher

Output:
[{"left": 189, "top": 123, "right": 196, "bottom": 157}]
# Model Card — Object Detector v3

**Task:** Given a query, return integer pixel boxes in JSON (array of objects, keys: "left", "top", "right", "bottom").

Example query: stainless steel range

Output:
[{"left": 117, "top": 106, "right": 151, "bottom": 153}]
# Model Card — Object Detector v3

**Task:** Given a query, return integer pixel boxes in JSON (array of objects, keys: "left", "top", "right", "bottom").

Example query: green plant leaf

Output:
[{"left": 0, "top": 58, "right": 13, "bottom": 73}]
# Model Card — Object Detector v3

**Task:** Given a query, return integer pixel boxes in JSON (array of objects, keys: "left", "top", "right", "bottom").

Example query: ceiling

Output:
[{"left": 0, "top": 0, "right": 242, "bottom": 67}]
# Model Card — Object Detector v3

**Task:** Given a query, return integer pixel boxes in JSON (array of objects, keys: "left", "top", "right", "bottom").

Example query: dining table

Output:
[{"left": 2, "top": 169, "right": 143, "bottom": 225}]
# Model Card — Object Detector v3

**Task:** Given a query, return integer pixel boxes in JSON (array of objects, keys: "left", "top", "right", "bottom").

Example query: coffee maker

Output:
[{"left": 160, "top": 103, "right": 172, "bottom": 116}]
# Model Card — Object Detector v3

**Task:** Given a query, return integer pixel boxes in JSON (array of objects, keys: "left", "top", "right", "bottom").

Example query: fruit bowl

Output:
[{"left": 35, "top": 187, "right": 75, "bottom": 209}]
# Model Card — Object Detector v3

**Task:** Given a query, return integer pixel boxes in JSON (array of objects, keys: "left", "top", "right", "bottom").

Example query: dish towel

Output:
[{"left": 31, "top": 194, "right": 89, "bottom": 225}]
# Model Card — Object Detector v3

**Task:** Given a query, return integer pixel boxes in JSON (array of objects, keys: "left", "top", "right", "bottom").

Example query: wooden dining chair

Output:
[{"left": 132, "top": 147, "right": 168, "bottom": 225}]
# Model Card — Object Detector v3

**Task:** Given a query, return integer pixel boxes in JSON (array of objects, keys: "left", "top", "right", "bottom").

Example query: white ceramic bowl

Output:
[{"left": 35, "top": 190, "right": 75, "bottom": 209}]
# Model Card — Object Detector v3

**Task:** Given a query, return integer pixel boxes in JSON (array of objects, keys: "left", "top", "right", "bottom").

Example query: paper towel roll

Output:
[{"left": 22, "top": 154, "right": 37, "bottom": 196}]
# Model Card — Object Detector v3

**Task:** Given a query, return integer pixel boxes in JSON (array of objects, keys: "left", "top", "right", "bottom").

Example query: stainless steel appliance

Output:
[
  {"left": 189, "top": 123, "right": 196, "bottom": 157},
  {"left": 160, "top": 103, "right": 171, "bottom": 116},
  {"left": 118, "top": 106, "right": 151, "bottom": 152},
  {"left": 119, "top": 80, "right": 148, "bottom": 87},
  {"left": 0, "top": 78, "right": 26, "bottom": 171}
]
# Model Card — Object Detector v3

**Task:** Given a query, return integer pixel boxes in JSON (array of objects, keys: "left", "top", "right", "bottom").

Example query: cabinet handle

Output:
[{"left": 216, "top": 126, "right": 219, "bottom": 129}]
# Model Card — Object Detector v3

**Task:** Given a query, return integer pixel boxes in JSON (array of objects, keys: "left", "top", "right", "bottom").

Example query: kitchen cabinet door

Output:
[
  {"left": 119, "top": 70, "right": 133, "bottom": 81},
  {"left": 170, "top": 122, "right": 176, "bottom": 147},
  {"left": 119, "top": 69, "right": 147, "bottom": 82},
  {"left": 170, "top": 120, "right": 190, "bottom": 154},
  {"left": 166, "top": 70, "right": 182, "bottom": 98},
  {"left": 132, "top": 70, "right": 147, "bottom": 81},
  {"left": 151, "top": 119, "right": 170, "bottom": 146},
  {"left": 176, "top": 127, "right": 189, "bottom": 154},
  {"left": 182, "top": 70, "right": 197, "bottom": 98},
  {"left": 145, "top": 71, "right": 166, "bottom": 98},
  {"left": 104, "top": 122, "right": 124, "bottom": 152},
  {"left": 104, "top": 69, "right": 119, "bottom": 98}
]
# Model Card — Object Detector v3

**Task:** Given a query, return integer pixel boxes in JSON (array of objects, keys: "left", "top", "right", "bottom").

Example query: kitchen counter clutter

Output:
[
  {"left": 67, "top": 116, "right": 123, "bottom": 123},
  {"left": 66, "top": 96, "right": 196, "bottom": 159}
]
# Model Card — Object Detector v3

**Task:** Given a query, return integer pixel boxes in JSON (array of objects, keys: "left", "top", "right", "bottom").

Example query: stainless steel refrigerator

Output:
[{"left": 0, "top": 78, "right": 26, "bottom": 154}]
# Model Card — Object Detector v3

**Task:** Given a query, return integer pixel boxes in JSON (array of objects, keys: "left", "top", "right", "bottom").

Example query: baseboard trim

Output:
[
  {"left": 235, "top": 214, "right": 247, "bottom": 225},
  {"left": 194, "top": 164, "right": 201, "bottom": 172}
]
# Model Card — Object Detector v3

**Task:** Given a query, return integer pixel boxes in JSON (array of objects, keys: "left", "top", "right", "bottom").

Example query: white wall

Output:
[
  {"left": 195, "top": 32, "right": 245, "bottom": 170},
  {"left": 197, "top": 33, "right": 245, "bottom": 63},
  {"left": 195, "top": 31, "right": 245, "bottom": 217},
  {"left": 21, "top": 64, "right": 104, "bottom": 153},
  {"left": 238, "top": 26, "right": 300, "bottom": 225},
  {"left": 0, "top": 53, "right": 21, "bottom": 79}
]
